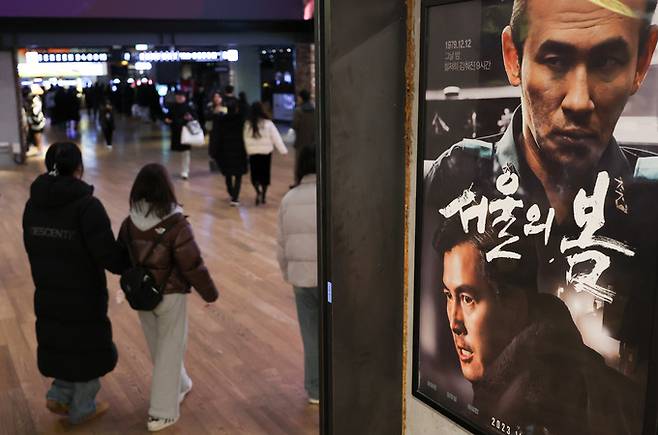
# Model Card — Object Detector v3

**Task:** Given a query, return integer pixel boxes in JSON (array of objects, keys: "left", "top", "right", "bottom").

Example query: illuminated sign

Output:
[
  {"left": 24, "top": 51, "right": 109, "bottom": 63},
  {"left": 134, "top": 61, "right": 153, "bottom": 71},
  {"left": 137, "top": 49, "right": 238, "bottom": 63},
  {"left": 18, "top": 62, "right": 108, "bottom": 77}
]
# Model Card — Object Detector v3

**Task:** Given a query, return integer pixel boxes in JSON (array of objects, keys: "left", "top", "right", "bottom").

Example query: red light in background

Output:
[{"left": 303, "top": 0, "right": 314, "bottom": 20}]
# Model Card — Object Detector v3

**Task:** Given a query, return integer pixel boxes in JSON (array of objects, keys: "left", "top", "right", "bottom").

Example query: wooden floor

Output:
[{"left": 0, "top": 116, "right": 319, "bottom": 435}]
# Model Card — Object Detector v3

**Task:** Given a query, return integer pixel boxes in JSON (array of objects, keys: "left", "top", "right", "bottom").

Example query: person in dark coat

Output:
[
  {"left": 65, "top": 87, "right": 81, "bottom": 131},
  {"left": 99, "top": 100, "right": 115, "bottom": 147},
  {"left": 437, "top": 218, "right": 643, "bottom": 435},
  {"left": 291, "top": 89, "right": 315, "bottom": 186},
  {"left": 164, "top": 91, "right": 197, "bottom": 180},
  {"left": 209, "top": 96, "right": 247, "bottom": 206},
  {"left": 222, "top": 85, "right": 238, "bottom": 108},
  {"left": 238, "top": 91, "right": 250, "bottom": 119},
  {"left": 22, "top": 142, "right": 127, "bottom": 425},
  {"left": 206, "top": 92, "right": 227, "bottom": 172}
]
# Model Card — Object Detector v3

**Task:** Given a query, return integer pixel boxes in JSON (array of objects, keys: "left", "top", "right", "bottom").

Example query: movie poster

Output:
[{"left": 412, "top": 1, "right": 658, "bottom": 434}]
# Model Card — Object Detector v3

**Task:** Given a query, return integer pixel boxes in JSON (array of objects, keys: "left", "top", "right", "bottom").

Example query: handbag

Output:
[
  {"left": 120, "top": 221, "right": 178, "bottom": 311},
  {"left": 181, "top": 120, "right": 205, "bottom": 146}
]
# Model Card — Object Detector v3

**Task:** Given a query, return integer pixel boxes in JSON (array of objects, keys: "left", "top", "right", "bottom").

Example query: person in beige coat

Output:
[{"left": 276, "top": 146, "right": 318, "bottom": 403}]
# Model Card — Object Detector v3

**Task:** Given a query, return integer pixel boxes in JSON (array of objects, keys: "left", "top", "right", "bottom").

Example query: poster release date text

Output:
[{"left": 491, "top": 417, "right": 522, "bottom": 435}]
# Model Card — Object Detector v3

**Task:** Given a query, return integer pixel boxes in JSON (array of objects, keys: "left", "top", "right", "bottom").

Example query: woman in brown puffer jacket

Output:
[{"left": 118, "top": 163, "right": 218, "bottom": 432}]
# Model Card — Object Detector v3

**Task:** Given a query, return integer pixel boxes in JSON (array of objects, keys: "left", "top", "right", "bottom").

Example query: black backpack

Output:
[{"left": 120, "top": 220, "right": 178, "bottom": 311}]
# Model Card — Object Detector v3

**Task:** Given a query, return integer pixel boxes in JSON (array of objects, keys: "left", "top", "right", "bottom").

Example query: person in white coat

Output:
[
  {"left": 243, "top": 101, "right": 288, "bottom": 205},
  {"left": 276, "top": 146, "right": 319, "bottom": 404}
]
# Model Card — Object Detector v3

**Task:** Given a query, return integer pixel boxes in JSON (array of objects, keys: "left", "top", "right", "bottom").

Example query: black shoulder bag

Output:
[{"left": 120, "top": 221, "right": 177, "bottom": 311}]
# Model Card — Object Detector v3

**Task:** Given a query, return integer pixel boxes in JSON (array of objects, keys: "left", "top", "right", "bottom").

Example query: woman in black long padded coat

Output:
[
  {"left": 210, "top": 96, "right": 247, "bottom": 206},
  {"left": 23, "top": 142, "right": 127, "bottom": 425}
]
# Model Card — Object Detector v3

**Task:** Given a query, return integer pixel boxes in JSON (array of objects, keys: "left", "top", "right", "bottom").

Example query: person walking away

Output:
[
  {"left": 238, "top": 91, "right": 250, "bottom": 119},
  {"left": 213, "top": 97, "right": 247, "bottom": 206},
  {"left": 206, "top": 92, "right": 226, "bottom": 172},
  {"left": 164, "top": 91, "right": 197, "bottom": 180},
  {"left": 23, "top": 87, "right": 46, "bottom": 156},
  {"left": 66, "top": 87, "right": 81, "bottom": 133},
  {"left": 93, "top": 82, "right": 104, "bottom": 121},
  {"left": 84, "top": 86, "right": 95, "bottom": 119},
  {"left": 22, "top": 142, "right": 127, "bottom": 425},
  {"left": 276, "top": 147, "right": 319, "bottom": 404},
  {"left": 53, "top": 86, "right": 66, "bottom": 127},
  {"left": 17, "top": 103, "right": 29, "bottom": 164},
  {"left": 223, "top": 85, "right": 238, "bottom": 110},
  {"left": 119, "top": 163, "right": 218, "bottom": 432},
  {"left": 193, "top": 85, "right": 207, "bottom": 133},
  {"left": 99, "top": 100, "right": 115, "bottom": 147},
  {"left": 290, "top": 90, "right": 315, "bottom": 187},
  {"left": 243, "top": 101, "right": 288, "bottom": 205}
]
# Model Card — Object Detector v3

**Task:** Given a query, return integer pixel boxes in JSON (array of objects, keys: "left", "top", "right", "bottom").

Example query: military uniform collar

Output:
[
  {"left": 493, "top": 106, "right": 631, "bottom": 191},
  {"left": 492, "top": 107, "right": 538, "bottom": 198}
]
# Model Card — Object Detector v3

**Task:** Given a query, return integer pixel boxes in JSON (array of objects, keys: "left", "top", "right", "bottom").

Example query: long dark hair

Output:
[
  {"left": 247, "top": 101, "right": 269, "bottom": 138},
  {"left": 129, "top": 163, "right": 179, "bottom": 218}
]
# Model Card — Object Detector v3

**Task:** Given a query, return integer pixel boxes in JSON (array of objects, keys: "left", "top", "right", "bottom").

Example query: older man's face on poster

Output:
[{"left": 502, "top": 0, "right": 658, "bottom": 176}]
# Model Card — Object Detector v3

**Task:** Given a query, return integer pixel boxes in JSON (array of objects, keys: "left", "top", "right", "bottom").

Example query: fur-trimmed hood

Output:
[{"left": 129, "top": 200, "right": 184, "bottom": 231}]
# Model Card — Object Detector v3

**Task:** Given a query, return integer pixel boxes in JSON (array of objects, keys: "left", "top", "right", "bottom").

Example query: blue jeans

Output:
[
  {"left": 46, "top": 378, "right": 100, "bottom": 424},
  {"left": 293, "top": 286, "right": 320, "bottom": 400}
]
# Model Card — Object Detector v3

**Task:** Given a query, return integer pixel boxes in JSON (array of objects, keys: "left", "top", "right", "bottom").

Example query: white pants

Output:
[
  {"left": 181, "top": 150, "right": 191, "bottom": 176},
  {"left": 138, "top": 294, "right": 192, "bottom": 419}
]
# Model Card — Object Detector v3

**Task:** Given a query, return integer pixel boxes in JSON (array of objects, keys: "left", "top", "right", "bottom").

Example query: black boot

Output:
[
  {"left": 254, "top": 184, "right": 262, "bottom": 205},
  {"left": 261, "top": 186, "right": 268, "bottom": 205}
]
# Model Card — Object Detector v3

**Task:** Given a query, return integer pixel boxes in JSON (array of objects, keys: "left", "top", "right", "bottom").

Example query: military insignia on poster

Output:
[{"left": 614, "top": 177, "right": 628, "bottom": 215}]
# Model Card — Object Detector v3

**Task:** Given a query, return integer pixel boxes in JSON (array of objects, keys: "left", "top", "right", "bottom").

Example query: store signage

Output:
[
  {"left": 18, "top": 62, "right": 108, "bottom": 77},
  {"left": 25, "top": 51, "right": 109, "bottom": 63},
  {"left": 137, "top": 50, "right": 238, "bottom": 63}
]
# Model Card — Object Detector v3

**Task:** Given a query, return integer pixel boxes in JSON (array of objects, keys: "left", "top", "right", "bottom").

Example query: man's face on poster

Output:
[
  {"left": 442, "top": 243, "right": 522, "bottom": 382},
  {"left": 502, "top": 0, "right": 657, "bottom": 175}
]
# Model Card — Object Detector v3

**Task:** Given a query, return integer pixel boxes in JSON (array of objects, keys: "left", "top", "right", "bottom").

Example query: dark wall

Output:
[
  {"left": 320, "top": 0, "right": 407, "bottom": 433},
  {"left": 0, "top": 19, "right": 313, "bottom": 49},
  {"left": 0, "top": 0, "right": 303, "bottom": 20}
]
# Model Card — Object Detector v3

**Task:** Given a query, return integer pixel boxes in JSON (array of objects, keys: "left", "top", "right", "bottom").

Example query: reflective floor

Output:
[{"left": 0, "top": 115, "right": 318, "bottom": 434}]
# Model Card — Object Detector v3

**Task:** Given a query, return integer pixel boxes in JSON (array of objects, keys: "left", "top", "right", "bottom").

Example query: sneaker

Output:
[
  {"left": 308, "top": 398, "right": 320, "bottom": 405},
  {"left": 179, "top": 380, "right": 193, "bottom": 404},
  {"left": 181, "top": 173, "right": 189, "bottom": 180},
  {"left": 46, "top": 399, "right": 69, "bottom": 416},
  {"left": 147, "top": 415, "right": 179, "bottom": 432},
  {"left": 229, "top": 201, "right": 240, "bottom": 207}
]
